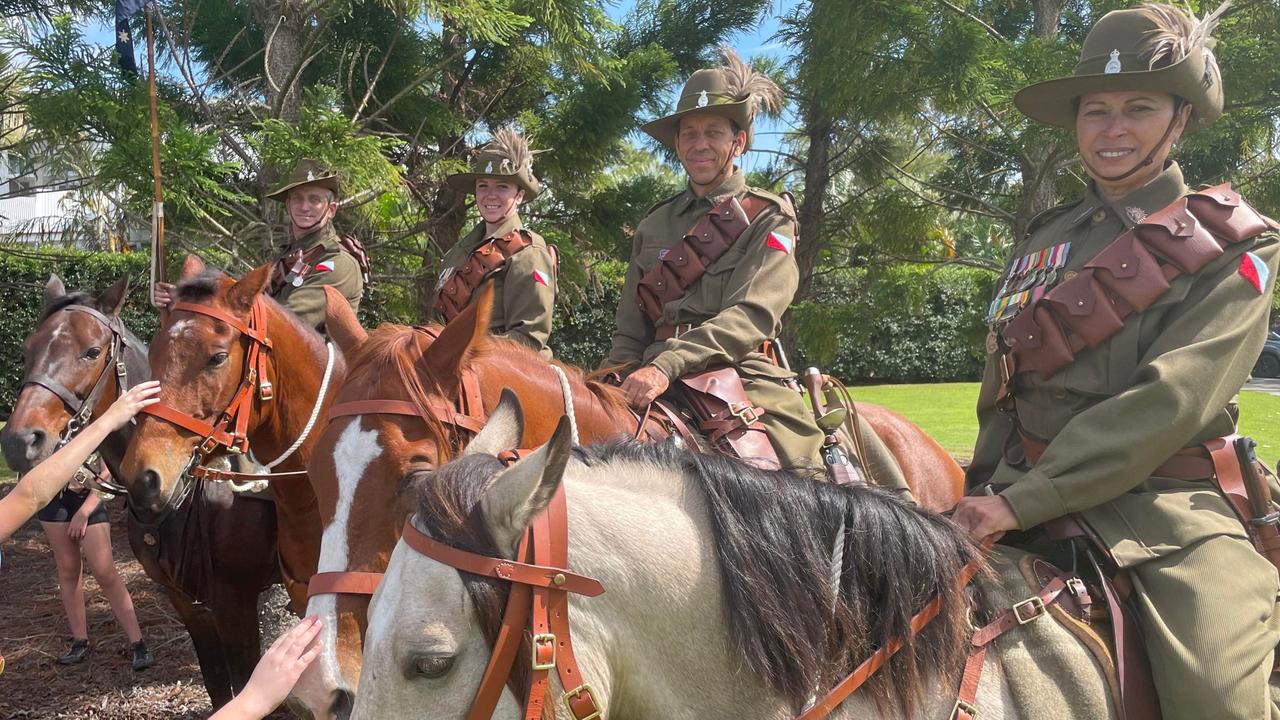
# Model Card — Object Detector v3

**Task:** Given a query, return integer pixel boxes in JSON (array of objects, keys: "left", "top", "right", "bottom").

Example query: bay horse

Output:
[
  {"left": 352, "top": 394, "right": 1124, "bottom": 719},
  {"left": 295, "top": 285, "right": 966, "bottom": 719},
  {"left": 0, "top": 274, "right": 279, "bottom": 708},
  {"left": 119, "top": 255, "right": 344, "bottom": 615}
]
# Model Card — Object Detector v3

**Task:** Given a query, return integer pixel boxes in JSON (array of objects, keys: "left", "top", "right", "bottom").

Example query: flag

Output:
[
  {"left": 315, "top": 260, "right": 335, "bottom": 273},
  {"left": 115, "top": 0, "right": 147, "bottom": 76},
  {"left": 532, "top": 269, "right": 550, "bottom": 287}
]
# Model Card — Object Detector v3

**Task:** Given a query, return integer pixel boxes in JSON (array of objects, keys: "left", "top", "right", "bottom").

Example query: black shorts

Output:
[{"left": 36, "top": 488, "right": 109, "bottom": 525}]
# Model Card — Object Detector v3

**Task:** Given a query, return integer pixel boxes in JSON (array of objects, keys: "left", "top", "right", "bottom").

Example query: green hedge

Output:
[
  {"left": 791, "top": 264, "right": 995, "bottom": 383},
  {"left": 0, "top": 249, "right": 161, "bottom": 415}
]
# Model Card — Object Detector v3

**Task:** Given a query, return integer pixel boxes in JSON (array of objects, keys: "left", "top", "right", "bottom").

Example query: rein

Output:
[
  {"left": 138, "top": 298, "right": 328, "bottom": 498},
  {"left": 21, "top": 304, "right": 144, "bottom": 496}
]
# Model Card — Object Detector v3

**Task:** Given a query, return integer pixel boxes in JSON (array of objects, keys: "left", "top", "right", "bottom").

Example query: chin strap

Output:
[{"left": 1080, "top": 104, "right": 1184, "bottom": 184}]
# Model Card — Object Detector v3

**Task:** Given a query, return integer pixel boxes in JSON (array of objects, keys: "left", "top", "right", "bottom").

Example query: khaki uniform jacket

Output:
[
  {"left": 967, "top": 163, "right": 1280, "bottom": 567},
  {"left": 606, "top": 170, "right": 798, "bottom": 382},
  {"left": 273, "top": 222, "right": 364, "bottom": 332},
  {"left": 433, "top": 215, "right": 557, "bottom": 358}
]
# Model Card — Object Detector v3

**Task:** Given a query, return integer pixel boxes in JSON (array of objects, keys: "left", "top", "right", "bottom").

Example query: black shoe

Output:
[
  {"left": 130, "top": 640, "right": 154, "bottom": 671},
  {"left": 56, "top": 638, "right": 89, "bottom": 665}
]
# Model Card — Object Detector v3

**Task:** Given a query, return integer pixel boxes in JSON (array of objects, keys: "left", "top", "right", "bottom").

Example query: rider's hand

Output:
[
  {"left": 100, "top": 381, "right": 162, "bottom": 432},
  {"left": 621, "top": 365, "right": 670, "bottom": 410},
  {"left": 951, "top": 495, "right": 1020, "bottom": 540},
  {"left": 151, "top": 282, "right": 176, "bottom": 310}
]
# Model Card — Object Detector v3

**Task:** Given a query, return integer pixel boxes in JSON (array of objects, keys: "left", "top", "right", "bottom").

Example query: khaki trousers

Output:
[{"left": 1129, "top": 533, "right": 1280, "bottom": 720}]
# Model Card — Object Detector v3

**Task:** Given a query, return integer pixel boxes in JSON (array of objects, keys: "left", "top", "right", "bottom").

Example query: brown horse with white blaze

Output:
[
  {"left": 120, "top": 255, "right": 345, "bottom": 613},
  {"left": 295, "top": 284, "right": 965, "bottom": 719}
]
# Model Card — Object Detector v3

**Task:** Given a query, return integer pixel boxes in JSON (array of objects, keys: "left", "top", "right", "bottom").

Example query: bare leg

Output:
[
  {"left": 81, "top": 523, "right": 142, "bottom": 643},
  {"left": 41, "top": 521, "right": 87, "bottom": 639}
]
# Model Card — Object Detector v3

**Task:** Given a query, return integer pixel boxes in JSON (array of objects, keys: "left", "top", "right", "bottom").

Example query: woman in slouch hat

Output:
[{"left": 954, "top": 5, "right": 1280, "bottom": 718}]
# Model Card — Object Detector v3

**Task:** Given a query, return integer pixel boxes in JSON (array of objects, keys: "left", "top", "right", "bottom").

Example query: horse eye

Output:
[
  {"left": 207, "top": 352, "right": 229, "bottom": 368},
  {"left": 83, "top": 347, "right": 103, "bottom": 360},
  {"left": 410, "top": 654, "right": 455, "bottom": 679}
]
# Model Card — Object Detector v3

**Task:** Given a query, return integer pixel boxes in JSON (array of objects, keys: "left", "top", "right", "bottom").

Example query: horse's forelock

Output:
[
  {"left": 40, "top": 291, "right": 95, "bottom": 320},
  {"left": 175, "top": 270, "right": 225, "bottom": 302}
]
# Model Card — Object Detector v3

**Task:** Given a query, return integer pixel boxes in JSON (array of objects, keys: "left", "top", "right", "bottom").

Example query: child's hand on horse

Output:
[{"left": 101, "top": 381, "right": 162, "bottom": 432}]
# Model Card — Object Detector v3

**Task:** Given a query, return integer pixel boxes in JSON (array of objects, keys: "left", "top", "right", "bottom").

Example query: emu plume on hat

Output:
[
  {"left": 1013, "top": 1, "right": 1230, "bottom": 132},
  {"left": 641, "top": 47, "right": 783, "bottom": 150},
  {"left": 446, "top": 125, "right": 542, "bottom": 198}
]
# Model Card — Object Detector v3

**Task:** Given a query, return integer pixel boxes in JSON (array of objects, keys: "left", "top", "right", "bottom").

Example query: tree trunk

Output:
[
  {"left": 794, "top": 116, "right": 833, "bottom": 305},
  {"left": 255, "top": 0, "right": 305, "bottom": 125},
  {"left": 1013, "top": 0, "right": 1069, "bottom": 239}
]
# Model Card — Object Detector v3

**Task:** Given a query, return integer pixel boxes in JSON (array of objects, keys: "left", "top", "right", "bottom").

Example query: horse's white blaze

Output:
[
  {"left": 166, "top": 318, "right": 196, "bottom": 338},
  {"left": 297, "top": 420, "right": 381, "bottom": 715}
]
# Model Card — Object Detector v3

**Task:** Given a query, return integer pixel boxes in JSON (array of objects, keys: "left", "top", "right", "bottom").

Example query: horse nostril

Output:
[
  {"left": 140, "top": 469, "right": 161, "bottom": 492},
  {"left": 330, "top": 688, "right": 355, "bottom": 719},
  {"left": 28, "top": 429, "right": 45, "bottom": 450}
]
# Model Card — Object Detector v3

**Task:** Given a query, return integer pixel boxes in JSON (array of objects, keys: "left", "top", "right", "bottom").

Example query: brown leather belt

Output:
[
  {"left": 654, "top": 323, "right": 692, "bottom": 341},
  {"left": 1020, "top": 433, "right": 1214, "bottom": 480}
]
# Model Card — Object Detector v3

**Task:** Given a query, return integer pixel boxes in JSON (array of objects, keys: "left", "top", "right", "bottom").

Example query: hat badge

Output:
[
  {"left": 697, "top": 90, "right": 709, "bottom": 108},
  {"left": 1104, "top": 50, "right": 1122, "bottom": 74},
  {"left": 306, "top": 170, "right": 316, "bottom": 181},
  {"left": 485, "top": 161, "right": 494, "bottom": 173}
]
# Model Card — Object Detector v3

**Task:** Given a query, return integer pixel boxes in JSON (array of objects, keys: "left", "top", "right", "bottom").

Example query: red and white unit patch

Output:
[
  {"left": 766, "top": 231, "right": 794, "bottom": 254},
  {"left": 532, "top": 269, "right": 550, "bottom": 286},
  {"left": 1238, "top": 252, "right": 1270, "bottom": 294},
  {"left": 314, "top": 260, "right": 335, "bottom": 273}
]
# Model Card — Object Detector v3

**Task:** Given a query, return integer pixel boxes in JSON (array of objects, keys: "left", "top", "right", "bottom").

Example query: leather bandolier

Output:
[
  {"left": 434, "top": 229, "right": 534, "bottom": 322},
  {"left": 981, "top": 184, "right": 1280, "bottom": 720},
  {"left": 267, "top": 233, "right": 370, "bottom": 297},
  {"left": 635, "top": 193, "right": 783, "bottom": 467}
]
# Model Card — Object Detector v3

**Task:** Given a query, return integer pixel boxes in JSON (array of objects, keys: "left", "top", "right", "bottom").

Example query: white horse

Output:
[{"left": 352, "top": 393, "right": 1120, "bottom": 719}]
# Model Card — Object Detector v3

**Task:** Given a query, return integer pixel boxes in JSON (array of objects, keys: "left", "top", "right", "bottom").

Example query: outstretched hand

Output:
[
  {"left": 100, "top": 381, "right": 162, "bottom": 432},
  {"left": 210, "top": 616, "right": 323, "bottom": 720}
]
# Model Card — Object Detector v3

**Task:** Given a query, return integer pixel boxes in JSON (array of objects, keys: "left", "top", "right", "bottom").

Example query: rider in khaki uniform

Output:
[
  {"left": 434, "top": 127, "right": 557, "bottom": 357},
  {"left": 605, "top": 50, "right": 907, "bottom": 492},
  {"left": 152, "top": 159, "right": 365, "bottom": 332},
  {"left": 953, "top": 7, "right": 1280, "bottom": 719}
]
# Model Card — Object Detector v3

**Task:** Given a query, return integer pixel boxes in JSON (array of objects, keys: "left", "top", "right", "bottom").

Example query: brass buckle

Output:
[
  {"left": 259, "top": 380, "right": 274, "bottom": 401},
  {"left": 562, "top": 684, "right": 602, "bottom": 720},
  {"left": 199, "top": 436, "right": 220, "bottom": 456},
  {"left": 1013, "top": 596, "right": 1045, "bottom": 625},
  {"left": 951, "top": 699, "right": 979, "bottom": 719},
  {"left": 673, "top": 322, "right": 692, "bottom": 337},
  {"left": 729, "top": 402, "right": 760, "bottom": 426},
  {"left": 530, "top": 633, "right": 556, "bottom": 671}
]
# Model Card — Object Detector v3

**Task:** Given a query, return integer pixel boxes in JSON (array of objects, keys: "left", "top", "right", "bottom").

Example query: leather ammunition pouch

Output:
[
  {"left": 1002, "top": 183, "right": 1273, "bottom": 382},
  {"left": 677, "top": 367, "right": 780, "bottom": 470},
  {"left": 635, "top": 194, "right": 771, "bottom": 324},
  {"left": 434, "top": 229, "right": 533, "bottom": 322}
]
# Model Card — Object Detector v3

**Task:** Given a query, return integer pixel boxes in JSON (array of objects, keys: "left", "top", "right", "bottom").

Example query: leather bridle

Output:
[
  {"left": 137, "top": 298, "right": 308, "bottom": 500},
  {"left": 306, "top": 325, "right": 490, "bottom": 599},
  {"left": 21, "top": 304, "right": 145, "bottom": 496}
]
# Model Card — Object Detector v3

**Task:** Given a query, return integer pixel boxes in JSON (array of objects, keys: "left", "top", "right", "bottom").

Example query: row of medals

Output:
[{"left": 984, "top": 241, "right": 1072, "bottom": 354}]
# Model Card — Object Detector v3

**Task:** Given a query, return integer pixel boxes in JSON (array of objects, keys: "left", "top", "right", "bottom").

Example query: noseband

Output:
[{"left": 21, "top": 304, "right": 144, "bottom": 495}]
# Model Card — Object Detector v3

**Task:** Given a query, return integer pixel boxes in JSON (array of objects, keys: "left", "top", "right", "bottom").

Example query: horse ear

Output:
[
  {"left": 96, "top": 275, "right": 129, "bottom": 316},
  {"left": 323, "top": 286, "right": 367, "bottom": 352},
  {"left": 479, "top": 415, "right": 572, "bottom": 553},
  {"left": 179, "top": 254, "right": 206, "bottom": 280},
  {"left": 43, "top": 274, "right": 66, "bottom": 307},
  {"left": 420, "top": 281, "right": 493, "bottom": 386},
  {"left": 225, "top": 263, "right": 273, "bottom": 316},
  {"left": 466, "top": 388, "right": 523, "bottom": 457}
]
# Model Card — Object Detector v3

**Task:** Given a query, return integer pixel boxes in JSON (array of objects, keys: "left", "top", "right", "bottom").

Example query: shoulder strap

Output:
[
  {"left": 1001, "top": 183, "right": 1271, "bottom": 383},
  {"left": 634, "top": 195, "right": 772, "bottom": 324},
  {"left": 338, "top": 233, "right": 372, "bottom": 290},
  {"left": 434, "top": 229, "right": 535, "bottom": 322}
]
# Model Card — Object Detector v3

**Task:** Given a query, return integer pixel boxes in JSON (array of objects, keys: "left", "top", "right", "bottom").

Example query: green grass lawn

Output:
[{"left": 853, "top": 382, "right": 1280, "bottom": 469}]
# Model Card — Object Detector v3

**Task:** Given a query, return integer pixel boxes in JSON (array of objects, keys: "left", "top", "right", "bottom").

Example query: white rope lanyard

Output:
[{"left": 549, "top": 364, "right": 580, "bottom": 446}]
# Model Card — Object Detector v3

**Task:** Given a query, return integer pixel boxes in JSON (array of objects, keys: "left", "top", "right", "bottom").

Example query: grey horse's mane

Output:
[{"left": 413, "top": 438, "right": 988, "bottom": 714}]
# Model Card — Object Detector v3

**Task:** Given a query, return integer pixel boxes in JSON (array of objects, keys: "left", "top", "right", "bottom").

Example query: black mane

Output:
[{"left": 415, "top": 438, "right": 987, "bottom": 713}]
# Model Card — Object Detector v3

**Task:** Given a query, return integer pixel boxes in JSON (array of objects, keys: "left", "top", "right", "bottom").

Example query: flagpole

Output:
[{"left": 146, "top": 3, "right": 165, "bottom": 308}]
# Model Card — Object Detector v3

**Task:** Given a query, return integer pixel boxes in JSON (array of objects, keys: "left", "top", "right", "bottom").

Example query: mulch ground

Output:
[{"left": 0, "top": 489, "right": 293, "bottom": 719}]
